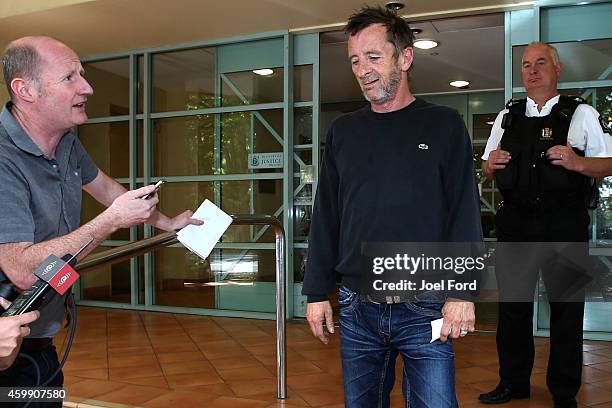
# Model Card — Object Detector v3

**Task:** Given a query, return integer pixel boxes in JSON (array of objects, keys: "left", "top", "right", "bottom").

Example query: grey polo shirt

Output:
[{"left": 0, "top": 102, "right": 98, "bottom": 338}]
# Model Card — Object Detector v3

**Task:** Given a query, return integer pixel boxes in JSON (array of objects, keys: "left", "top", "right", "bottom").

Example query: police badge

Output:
[{"left": 540, "top": 127, "right": 553, "bottom": 140}]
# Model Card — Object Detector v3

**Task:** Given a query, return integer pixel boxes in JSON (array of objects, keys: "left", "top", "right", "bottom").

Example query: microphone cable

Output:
[{"left": 18, "top": 291, "right": 78, "bottom": 408}]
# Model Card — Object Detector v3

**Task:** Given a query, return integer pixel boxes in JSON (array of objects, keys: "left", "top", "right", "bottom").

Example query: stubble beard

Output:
[{"left": 363, "top": 65, "right": 402, "bottom": 105}]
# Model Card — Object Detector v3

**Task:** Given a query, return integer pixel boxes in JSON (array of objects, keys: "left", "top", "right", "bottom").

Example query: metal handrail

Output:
[{"left": 76, "top": 214, "right": 287, "bottom": 400}]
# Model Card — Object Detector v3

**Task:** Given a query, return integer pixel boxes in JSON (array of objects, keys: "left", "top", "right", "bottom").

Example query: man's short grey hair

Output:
[
  {"left": 527, "top": 41, "right": 561, "bottom": 67},
  {"left": 2, "top": 43, "right": 43, "bottom": 100}
]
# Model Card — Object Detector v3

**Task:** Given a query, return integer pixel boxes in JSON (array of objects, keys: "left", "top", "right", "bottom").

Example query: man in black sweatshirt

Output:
[{"left": 302, "top": 5, "right": 483, "bottom": 408}]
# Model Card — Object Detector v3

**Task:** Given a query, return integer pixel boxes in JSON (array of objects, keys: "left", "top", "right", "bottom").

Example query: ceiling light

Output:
[
  {"left": 385, "top": 1, "right": 405, "bottom": 11},
  {"left": 576, "top": 1, "right": 589, "bottom": 4},
  {"left": 450, "top": 80, "right": 470, "bottom": 88},
  {"left": 411, "top": 28, "right": 423, "bottom": 35},
  {"left": 414, "top": 39, "right": 439, "bottom": 50},
  {"left": 253, "top": 69, "right": 274, "bottom": 76},
  {"left": 486, "top": 121, "right": 495, "bottom": 125}
]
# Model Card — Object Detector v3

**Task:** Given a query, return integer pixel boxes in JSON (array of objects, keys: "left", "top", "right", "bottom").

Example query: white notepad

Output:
[{"left": 177, "top": 199, "right": 233, "bottom": 260}]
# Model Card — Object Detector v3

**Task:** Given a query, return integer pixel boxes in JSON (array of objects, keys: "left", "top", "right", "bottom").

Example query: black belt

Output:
[
  {"left": 363, "top": 294, "right": 413, "bottom": 304},
  {"left": 20, "top": 338, "right": 53, "bottom": 353}
]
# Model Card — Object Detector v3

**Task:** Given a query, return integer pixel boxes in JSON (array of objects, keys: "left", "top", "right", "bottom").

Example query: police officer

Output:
[{"left": 478, "top": 42, "right": 612, "bottom": 408}]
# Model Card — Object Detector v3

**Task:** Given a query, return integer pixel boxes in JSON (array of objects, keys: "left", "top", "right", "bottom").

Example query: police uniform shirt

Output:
[{"left": 482, "top": 95, "right": 612, "bottom": 161}]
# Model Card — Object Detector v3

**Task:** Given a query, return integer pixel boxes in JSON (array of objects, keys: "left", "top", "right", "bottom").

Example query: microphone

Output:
[{"left": 1, "top": 239, "right": 93, "bottom": 317}]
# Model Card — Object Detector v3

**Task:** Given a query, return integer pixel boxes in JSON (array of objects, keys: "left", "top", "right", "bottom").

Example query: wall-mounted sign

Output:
[{"left": 248, "top": 152, "right": 284, "bottom": 169}]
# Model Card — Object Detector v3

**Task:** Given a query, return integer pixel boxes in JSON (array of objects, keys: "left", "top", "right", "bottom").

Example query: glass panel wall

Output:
[
  {"left": 152, "top": 48, "right": 216, "bottom": 112},
  {"left": 83, "top": 58, "right": 130, "bottom": 118},
  {"left": 78, "top": 34, "right": 309, "bottom": 317}
]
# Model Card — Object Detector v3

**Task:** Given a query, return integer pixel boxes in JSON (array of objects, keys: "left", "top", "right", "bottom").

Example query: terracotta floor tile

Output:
[
  {"left": 209, "top": 355, "right": 264, "bottom": 371},
  {"left": 206, "top": 395, "right": 269, "bottom": 407},
  {"left": 152, "top": 341, "right": 200, "bottom": 353},
  {"left": 173, "top": 382, "right": 235, "bottom": 396},
  {"left": 63, "top": 368, "right": 109, "bottom": 381},
  {"left": 68, "top": 342, "right": 108, "bottom": 355},
  {"left": 584, "top": 342, "right": 611, "bottom": 352},
  {"left": 294, "top": 348, "right": 340, "bottom": 361},
  {"left": 165, "top": 370, "right": 225, "bottom": 388},
  {"left": 229, "top": 378, "right": 278, "bottom": 397},
  {"left": 287, "top": 373, "right": 342, "bottom": 390},
  {"left": 142, "top": 389, "right": 218, "bottom": 407},
  {"left": 276, "top": 360, "right": 322, "bottom": 375},
  {"left": 218, "top": 365, "right": 275, "bottom": 381},
  {"left": 236, "top": 335, "right": 277, "bottom": 347},
  {"left": 591, "top": 361, "right": 612, "bottom": 373},
  {"left": 455, "top": 366, "right": 500, "bottom": 384},
  {"left": 584, "top": 351, "right": 612, "bottom": 365},
  {"left": 156, "top": 350, "right": 206, "bottom": 364},
  {"left": 62, "top": 375, "right": 88, "bottom": 386},
  {"left": 63, "top": 358, "right": 108, "bottom": 373},
  {"left": 109, "top": 362, "right": 163, "bottom": 380},
  {"left": 148, "top": 334, "right": 194, "bottom": 346},
  {"left": 66, "top": 379, "right": 127, "bottom": 398},
  {"left": 293, "top": 386, "right": 344, "bottom": 407},
  {"left": 247, "top": 391, "right": 309, "bottom": 406},
  {"left": 584, "top": 366, "right": 612, "bottom": 382},
  {"left": 108, "top": 353, "right": 159, "bottom": 368},
  {"left": 577, "top": 383, "right": 612, "bottom": 406},
  {"left": 92, "top": 384, "right": 168, "bottom": 405},
  {"left": 107, "top": 345, "right": 155, "bottom": 356},
  {"left": 120, "top": 376, "right": 169, "bottom": 388},
  {"left": 160, "top": 359, "right": 216, "bottom": 375}
]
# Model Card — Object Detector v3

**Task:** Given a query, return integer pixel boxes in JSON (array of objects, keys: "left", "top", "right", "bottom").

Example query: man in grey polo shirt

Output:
[{"left": 0, "top": 36, "right": 201, "bottom": 399}]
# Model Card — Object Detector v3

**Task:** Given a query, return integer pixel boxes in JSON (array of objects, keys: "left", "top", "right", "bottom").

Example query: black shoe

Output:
[
  {"left": 553, "top": 398, "right": 577, "bottom": 408},
  {"left": 478, "top": 382, "right": 530, "bottom": 404}
]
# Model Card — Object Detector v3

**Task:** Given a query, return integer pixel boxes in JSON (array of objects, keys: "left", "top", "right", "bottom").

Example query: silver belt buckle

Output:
[
  {"left": 365, "top": 294, "right": 381, "bottom": 304},
  {"left": 386, "top": 296, "right": 402, "bottom": 304}
]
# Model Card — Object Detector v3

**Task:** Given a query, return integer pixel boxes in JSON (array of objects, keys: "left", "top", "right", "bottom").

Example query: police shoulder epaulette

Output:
[
  {"left": 505, "top": 98, "right": 526, "bottom": 109},
  {"left": 560, "top": 95, "right": 587, "bottom": 105}
]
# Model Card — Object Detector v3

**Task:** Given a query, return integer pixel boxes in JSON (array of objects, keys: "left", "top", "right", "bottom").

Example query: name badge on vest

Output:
[{"left": 540, "top": 127, "right": 553, "bottom": 140}]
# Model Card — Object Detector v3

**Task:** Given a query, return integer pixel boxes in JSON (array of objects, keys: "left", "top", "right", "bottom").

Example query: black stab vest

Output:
[{"left": 495, "top": 96, "right": 589, "bottom": 205}]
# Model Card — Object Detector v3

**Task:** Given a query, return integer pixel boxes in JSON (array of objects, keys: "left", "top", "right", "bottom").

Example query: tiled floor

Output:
[{"left": 54, "top": 307, "right": 612, "bottom": 408}]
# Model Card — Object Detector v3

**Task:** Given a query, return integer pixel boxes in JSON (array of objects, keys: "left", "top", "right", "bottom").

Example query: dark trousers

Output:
[
  {"left": 0, "top": 342, "right": 64, "bottom": 408},
  {"left": 494, "top": 204, "right": 589, "bottom": 402}
]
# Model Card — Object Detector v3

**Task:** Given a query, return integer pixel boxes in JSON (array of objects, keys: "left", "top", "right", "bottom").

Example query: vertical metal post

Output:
[{"left": 274, "top": 222, "right": 287, "bottom": 399}]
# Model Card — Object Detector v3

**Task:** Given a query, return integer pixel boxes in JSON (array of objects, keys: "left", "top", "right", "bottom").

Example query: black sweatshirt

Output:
[{"left": 302, "top": 98, "right": 483, "bottom": 302}]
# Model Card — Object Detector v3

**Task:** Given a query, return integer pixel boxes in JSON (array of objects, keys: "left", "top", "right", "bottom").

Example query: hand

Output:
[
  {"left": 0, "top": 311, "right": 39, "bottom": 358},
  {"left": 163, "top": 210, "right": 204, "bottom": 231},
  {"left": 485, "top": 146, "right": 511, "bottom": 173},
  {"left": 440, "top": 299, "right": 475, "bottom": 342},
  {"left": 547, "top": 143, "right": 584, "bottom": 172},
  {"left": 0, "top": 297, "right": 11, "bottom": 310},
  {"left": 306, "top": 301, "right": 334, "bottom": 344},
  {"left": 104, "top": 185, "right": 159, "bottom": 230}
]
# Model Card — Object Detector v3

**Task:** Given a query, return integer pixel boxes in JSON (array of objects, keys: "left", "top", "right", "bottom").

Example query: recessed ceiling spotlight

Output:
[
  {"left": 253, "top": 69, "right": 274, "bottom": 76},
  {"left": 414, "top": 39, "right": 439, "bottom": 50},
  {"left": 450, "top": 80, "right": 470, "bottom": 88},
  {"left": 385, "top": 1, "right": 405, "bottom": 11},
  {"left": 411, "top": 28, "right": 423, "bottom": 35},
  {"left": 486, "top": 121, "right": 495, "bottom": 125},
  {"left": 576, "top": 1, "right": 589, "bottom": 4}
]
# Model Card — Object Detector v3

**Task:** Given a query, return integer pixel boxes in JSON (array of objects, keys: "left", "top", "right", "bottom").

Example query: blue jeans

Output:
[{"left": 338, "top": 286, "right": 458, "bottom": 408}]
